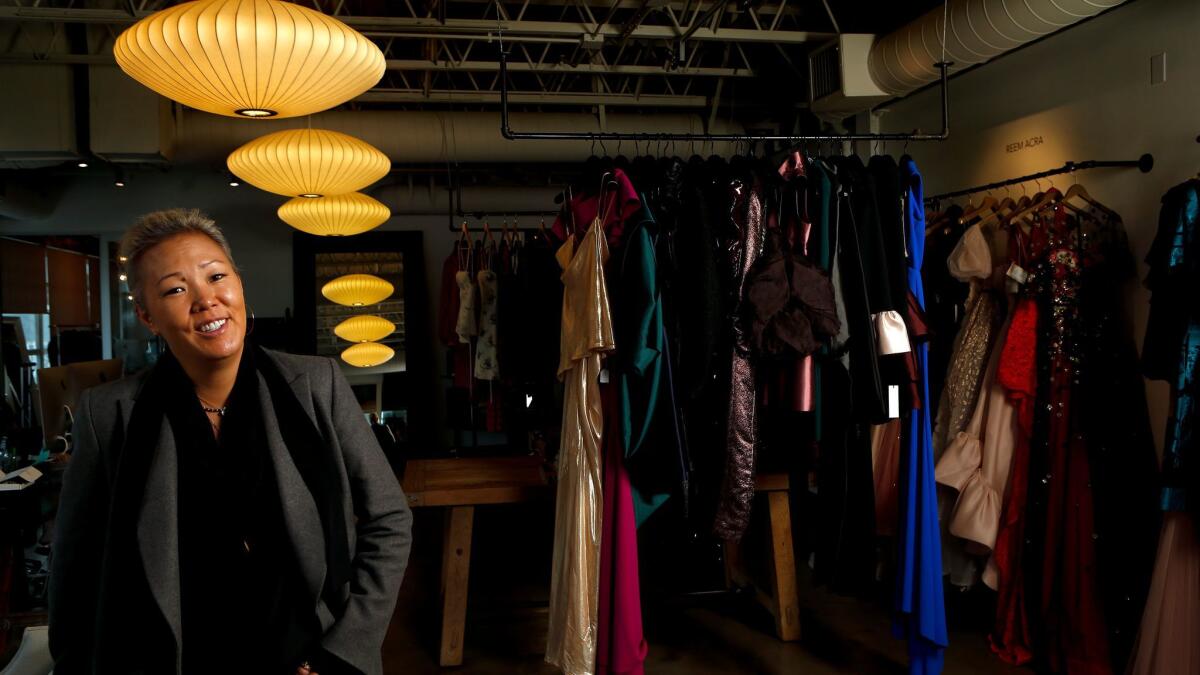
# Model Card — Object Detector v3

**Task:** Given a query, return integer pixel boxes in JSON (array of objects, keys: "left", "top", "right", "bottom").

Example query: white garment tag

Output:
[
  {"left": 1006, "top": 262, "right": 1029, "bottom": 285},
  {"left": 888, "top": 385, "right": 900, "bottom": 419},
  {"left": 599, "top": 368, "right": 610, "bottom": 384}
]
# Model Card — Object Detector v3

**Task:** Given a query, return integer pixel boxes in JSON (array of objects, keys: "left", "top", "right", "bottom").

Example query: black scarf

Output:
[{"left": 91, "top": 341, "right": 351, "bottom": 672}]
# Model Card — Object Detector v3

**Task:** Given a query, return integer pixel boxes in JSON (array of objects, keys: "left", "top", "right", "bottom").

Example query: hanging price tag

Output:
[{"left": 1006, "top": 262, "right": 1029, "bottom": 285}]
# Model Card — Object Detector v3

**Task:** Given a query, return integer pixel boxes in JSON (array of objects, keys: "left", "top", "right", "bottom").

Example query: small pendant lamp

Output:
[
  {"left": 278, "top": 192, "right": 391, "bottom": 236},
  {"left": 334, "top": 315, "right": 395, "bottom": 343},
  {"left": 342, "top": 342, "right": 395, "bottom": 368},
  {"left": 114, "top": 0, "right": 385, "bottom": 119},
  {"left": 321, "top": 274, "right": 394, "bottom": 307},
  {"left": 228, "top": 129, "right": 390, "bottom": 198}
]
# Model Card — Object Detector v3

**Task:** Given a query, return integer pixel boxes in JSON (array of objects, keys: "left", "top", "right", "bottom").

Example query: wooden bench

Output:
[
  {"left": 723, "top": 472, "right": 801, "bottom": 642},
  {"left": 401, "top": 456, "right": 550, "bottom": 667}
]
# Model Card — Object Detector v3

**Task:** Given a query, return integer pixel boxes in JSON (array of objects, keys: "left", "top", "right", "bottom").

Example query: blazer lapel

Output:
[
  {"left": 123, "top": 355, "right": 331, "bottom": 655},
  {"left": 134, "top": 409, "right": 184, "bottom": 657},
  {"left": 256, "top": 369, "right": 328, "bottom": 610}
]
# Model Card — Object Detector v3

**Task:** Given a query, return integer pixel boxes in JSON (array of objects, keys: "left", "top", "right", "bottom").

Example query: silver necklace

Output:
[{"left": 198, "top": 396, "right": 227, "bottom": 417}]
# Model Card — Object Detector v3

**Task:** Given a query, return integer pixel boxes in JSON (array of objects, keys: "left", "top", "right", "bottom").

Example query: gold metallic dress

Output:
[{"left": 545, "top": 216, "right": 615, "bottom": 674}]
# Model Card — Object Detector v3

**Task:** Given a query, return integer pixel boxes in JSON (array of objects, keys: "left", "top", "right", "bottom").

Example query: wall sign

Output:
[{"left": 1006, "top": 136, "right": 1044, "bottom": 153}]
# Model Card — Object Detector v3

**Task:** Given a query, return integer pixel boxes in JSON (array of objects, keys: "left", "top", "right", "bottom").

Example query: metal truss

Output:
[{"left": 0, "top": 0, "right": 833, "bottom": 112}]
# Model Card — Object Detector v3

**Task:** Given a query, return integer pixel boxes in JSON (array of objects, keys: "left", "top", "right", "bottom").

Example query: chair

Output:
[{"left": 0, "top": 626, "right": 52, "bottom": 675}]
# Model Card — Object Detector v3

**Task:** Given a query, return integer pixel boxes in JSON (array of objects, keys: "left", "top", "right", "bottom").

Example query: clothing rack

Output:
[
  {"left": 496, "top": 39, "right": 952, "bottom": 144},
  {"left": 924, "top": 154, "right": 1154, "bottom": 203},
  {"left": 445, "top": 169, "right": 560, "bottom": 231},
  {"left": 450, "top": 212, "right": 559, "bottom": 233}
]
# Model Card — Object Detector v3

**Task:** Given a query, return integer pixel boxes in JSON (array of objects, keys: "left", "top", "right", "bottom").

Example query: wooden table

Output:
[
  {"left": 401, "top": 456, "right": 549, "bottom": 667},
  {"left": 723, "top": 472, "right": 801, "bottom": 642}
]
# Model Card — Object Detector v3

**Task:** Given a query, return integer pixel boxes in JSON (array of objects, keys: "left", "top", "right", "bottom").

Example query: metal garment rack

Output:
[
  {"left": 496, "top": 40, "right": 952, "bottom": 144},
  {"left": 924, "top": 154, "right": 1155, "bottom": 203},
  {"left": 446, "top": 168, "right": 561, "bottom": 231}
]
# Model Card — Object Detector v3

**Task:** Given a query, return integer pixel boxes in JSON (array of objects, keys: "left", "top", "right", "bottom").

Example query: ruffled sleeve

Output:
[{"left": 947, "top": 224, "right": 992, "bottom": 282}]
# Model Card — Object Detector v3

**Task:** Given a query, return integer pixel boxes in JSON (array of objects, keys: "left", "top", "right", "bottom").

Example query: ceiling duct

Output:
[
  {"left": 89, "top": 65, "right": 176, "bottom": 164},
  {"left": 869, "top": 0, "right": 1128, "bottom": 95},
  {"left": 0, "top": 65, "right": 79, "bottom": 169},
  {"left": 810, "top": 0, "right": 1130, "bottom": 118}
]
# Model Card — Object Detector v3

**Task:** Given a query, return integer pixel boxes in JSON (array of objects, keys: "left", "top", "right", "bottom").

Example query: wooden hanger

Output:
[
  {"left": 457, "top": 221, "right": 473, "bottom": 270},
  {"left": 976, "top": 199, "right": 1016, "bottom": 232},
  {"left": 1062, "top": 180, "right": 1119, "bottom": 219},
  {"left": 961, "top": 194, "right": 998, "bottom": 223},
  {"left": 1002, "top": 186, "right": 1053, "bottom": 231}
]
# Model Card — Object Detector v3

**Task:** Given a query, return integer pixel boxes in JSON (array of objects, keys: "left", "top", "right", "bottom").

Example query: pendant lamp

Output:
[
  {"left": 334, "top": 315, "right": 395, "bottom": 343},
  {"left": 228, "top": 129, "right": 390, "bottom": 198},
  {"left": 321, "top": 274, "right": 394, "bottom": 307},
  {"left": 114, "top": 0, "right": 385, "bottom": 119},
  {"left": 278, "top": 192, "right": 391, "bottom": 236},
  {"left": 342, "top": 342, "right": 394, "bottom": 367}
]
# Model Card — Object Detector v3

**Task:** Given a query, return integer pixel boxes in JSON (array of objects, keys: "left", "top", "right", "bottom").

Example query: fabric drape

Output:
[
  {"left": 546, "top": 216, "right": 617, "bottom": 674},
  {"left": 893, "top": 156, "right": 947, "bottom": 675}
]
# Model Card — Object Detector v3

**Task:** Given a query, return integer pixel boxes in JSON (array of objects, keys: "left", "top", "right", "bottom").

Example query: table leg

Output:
[
  {"left": 440, "top": 505, "right": 475, "bottom": 667},
  {"left": 766, "top": 491, "right": 801, "bottom": 641}
]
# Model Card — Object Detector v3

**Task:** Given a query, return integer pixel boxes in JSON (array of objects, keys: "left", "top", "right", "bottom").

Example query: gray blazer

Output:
[{"left": 48, "top": 348, "right": 413, "bottom": 675}]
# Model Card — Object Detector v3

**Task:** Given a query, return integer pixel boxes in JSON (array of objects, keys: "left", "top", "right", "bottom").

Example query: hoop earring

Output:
[{"left": 246, "top": 307, "right": 255, "bottom": 336}]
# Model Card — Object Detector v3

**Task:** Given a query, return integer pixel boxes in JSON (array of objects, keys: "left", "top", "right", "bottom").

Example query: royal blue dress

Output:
[{"left": 894, "top": 156, "right": 948, "bottom": 674}]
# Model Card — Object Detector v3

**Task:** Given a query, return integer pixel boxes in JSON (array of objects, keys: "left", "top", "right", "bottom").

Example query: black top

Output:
[{"left": 161, "top": 347, "right": 314, "bottom": 673}]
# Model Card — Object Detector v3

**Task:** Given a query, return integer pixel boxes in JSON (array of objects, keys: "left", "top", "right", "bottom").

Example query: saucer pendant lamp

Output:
[
  {"left": 278, "top": 192, "right": 391, "bottom": 236},
  {"left": 114, "top": 0, "right": 385, "bottom": 119},
  {"left": 321, "top": 274, "right": 393, "bottom": 307},
  {"left": 334, "top": 315, "right": 395, "bottom": 343},
  {"left": 227, "top": 129, "right": 390, "bottom": 198},
  {"left": 342, "top": 342, "right": 395, "bottom": 367}
]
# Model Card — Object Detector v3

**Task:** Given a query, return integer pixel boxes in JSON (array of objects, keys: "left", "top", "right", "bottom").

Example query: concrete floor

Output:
[{"left": 381, "top": 504, "right": 1031, "bottom": 675}]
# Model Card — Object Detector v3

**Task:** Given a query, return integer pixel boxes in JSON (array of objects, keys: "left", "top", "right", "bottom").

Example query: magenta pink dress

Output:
[{"left": 597, "top": 384, "right": 648, "bottom": 674}]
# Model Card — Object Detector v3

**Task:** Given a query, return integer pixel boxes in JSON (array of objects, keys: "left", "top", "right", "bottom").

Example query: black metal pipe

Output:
[
  {"left": 497, "top": 37, "right": 952, "bottom": 143},
  {"left": 924, "top": 154, "right": 1154, "bottom": 203}
]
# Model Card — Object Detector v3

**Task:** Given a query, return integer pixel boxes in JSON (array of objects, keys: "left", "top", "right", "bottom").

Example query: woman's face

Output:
[{"left": 134, "top": 232, "right": 247, "bottom": 367}]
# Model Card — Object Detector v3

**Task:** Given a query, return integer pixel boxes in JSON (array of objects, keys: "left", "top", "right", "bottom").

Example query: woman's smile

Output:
[{"left": 134, "top": 231, "right": 247, "bottom": 366}]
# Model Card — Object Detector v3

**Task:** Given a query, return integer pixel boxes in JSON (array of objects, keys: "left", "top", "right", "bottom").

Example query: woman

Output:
[{"left": 48, "top": 209, "right": 413, "bottom": 674}]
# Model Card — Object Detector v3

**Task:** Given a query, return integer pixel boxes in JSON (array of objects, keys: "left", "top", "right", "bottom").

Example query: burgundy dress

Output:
[{"left": 1016, "top": 198, "right": 1159, "bottom": 673}]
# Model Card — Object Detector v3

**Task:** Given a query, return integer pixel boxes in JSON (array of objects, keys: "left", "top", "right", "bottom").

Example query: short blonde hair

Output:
[{"left": 119, "top": 208, "right": 236, "bottom": 305}]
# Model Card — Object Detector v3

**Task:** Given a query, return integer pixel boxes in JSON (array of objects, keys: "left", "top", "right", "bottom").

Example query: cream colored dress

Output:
[
  {"left": 931, "top": 224, "right": 1001, "bottom": 460},
  {"left": 545, "top": 216, "right": 615, "bottom": 675},
  {"left": 936, "top": 296, "right": 1018, "bottom": 584}
]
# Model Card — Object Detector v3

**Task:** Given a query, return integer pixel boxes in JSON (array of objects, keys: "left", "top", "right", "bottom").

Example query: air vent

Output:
[
  {"left": 808, "top": 42, "right": 841, "bottom": 102},
  {"left": 808, "top": 35, "right": 890, "bottom": 121}
]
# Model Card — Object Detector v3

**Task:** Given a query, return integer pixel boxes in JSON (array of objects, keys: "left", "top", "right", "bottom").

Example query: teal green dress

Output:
[{"left": 618, "top": 202, "right": 672, "bottom": 526}]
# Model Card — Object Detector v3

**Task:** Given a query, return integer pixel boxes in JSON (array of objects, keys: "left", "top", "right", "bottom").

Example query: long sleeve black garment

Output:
[
  {"left": 830, "top": 157, "right": 887, "bottom": 422},
  {"left": 167, "top": 348, "right": 317, "bottom": 674}
]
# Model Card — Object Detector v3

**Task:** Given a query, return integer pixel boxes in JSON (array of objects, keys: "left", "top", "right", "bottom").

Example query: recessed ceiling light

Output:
[{"left": 78, "top": 162, "right": 89, "bottom": 168}]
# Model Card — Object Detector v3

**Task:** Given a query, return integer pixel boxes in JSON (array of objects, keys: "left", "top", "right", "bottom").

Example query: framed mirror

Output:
[{"left": 292, "top": 230, "right": 432, "bottom": 451}]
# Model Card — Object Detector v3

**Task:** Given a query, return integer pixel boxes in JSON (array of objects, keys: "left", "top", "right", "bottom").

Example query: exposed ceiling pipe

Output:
[
  {"left": 174, "top": 110, "right": 745, "bottom": 164},
  {"left": 868, "top": 0, "right": 1129, "bottom": 96},
  {"left": 368, "top": 183, "right": 564, "bottom": 217}
]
